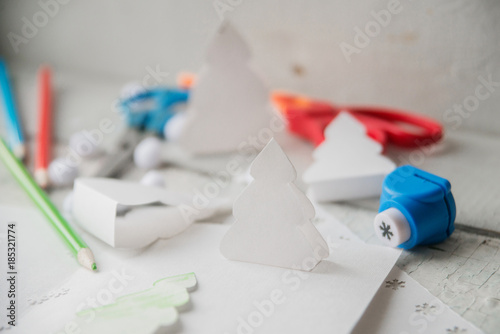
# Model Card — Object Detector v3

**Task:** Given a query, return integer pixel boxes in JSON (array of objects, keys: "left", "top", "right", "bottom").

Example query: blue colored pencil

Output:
[{"left": 0, "top": 59, "right": 25, "bottom": 160}]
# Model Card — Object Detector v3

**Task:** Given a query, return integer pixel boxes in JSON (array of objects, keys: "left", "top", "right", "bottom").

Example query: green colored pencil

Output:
[{"left": 0, "top": 139, "right": 96, "bottom": 271}]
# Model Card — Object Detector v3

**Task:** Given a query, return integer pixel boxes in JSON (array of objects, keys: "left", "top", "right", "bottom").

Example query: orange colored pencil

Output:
[{"left": 35, "top": 66, "right": 52, "bottom": 188}]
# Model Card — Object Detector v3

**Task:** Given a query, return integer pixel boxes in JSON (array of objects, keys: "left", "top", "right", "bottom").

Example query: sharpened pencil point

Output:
[
  {"left": 0, "top": 139, "right": 97, "bottom": 272},
  {"left": 77, "top": 248, "right": 96, "bottom": 271},
  {"left": 13, "top": 144, "right": 26, "bottom": 161},
  {"left": 34, "top": 169, "right": 50, "bottom": 189}
]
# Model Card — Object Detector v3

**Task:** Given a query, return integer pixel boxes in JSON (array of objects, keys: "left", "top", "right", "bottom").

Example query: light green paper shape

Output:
[{"left": 74, "top": 272, "right": 197, "bottom": 334}]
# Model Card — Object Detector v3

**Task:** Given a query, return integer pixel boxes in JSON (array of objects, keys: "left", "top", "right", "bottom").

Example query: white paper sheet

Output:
[
  {"left": 352, "top": 267, "right": 483, "bottom": 334},
  {"left": 0, "top": 205, "right": 400, "bottom": 334},
  {"left": 311, "top": 207, "right": 483, "bottom": 334}
]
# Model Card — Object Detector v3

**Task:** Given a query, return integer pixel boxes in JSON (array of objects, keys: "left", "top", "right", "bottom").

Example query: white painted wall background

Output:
[{"left": 0, "top": 0, "right": 499, "bottom": 134}]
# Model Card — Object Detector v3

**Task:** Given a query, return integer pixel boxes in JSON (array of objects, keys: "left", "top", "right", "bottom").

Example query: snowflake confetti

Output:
[
  {"left": 385, "top": 279, "right": 406, "bottom": 290},
  {"left": 415, "top": 303, "right": 438, "bottom": 316}
]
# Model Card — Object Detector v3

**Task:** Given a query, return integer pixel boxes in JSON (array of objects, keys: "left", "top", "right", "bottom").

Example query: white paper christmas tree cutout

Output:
[
  {"left": 220, "top": 138, "right": 329, "bottom": 271},
  {"left": 303, "top": 111, "right": 396, "bottom": 202},
  {"left": 178, "top": 22, "right": 274, "bottom": 154}
]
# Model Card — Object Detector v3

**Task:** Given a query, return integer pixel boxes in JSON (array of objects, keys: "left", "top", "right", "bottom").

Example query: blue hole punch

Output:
[
  {"left": 119, "top": 87, "right": 189, "bottom": 136},
  {"left": 374, "top": 165, "right": 456, "bottom": 249}
]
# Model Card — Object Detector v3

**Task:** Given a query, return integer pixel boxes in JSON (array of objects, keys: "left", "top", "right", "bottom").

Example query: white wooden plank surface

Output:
[{"left": 0, "top": 64, "right": 498, "bottom": 333}]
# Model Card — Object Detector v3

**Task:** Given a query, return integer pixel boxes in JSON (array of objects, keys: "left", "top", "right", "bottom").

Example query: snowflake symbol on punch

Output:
[
  {"left": 385, "top": 279, "right": 406, "bottom": 290},
  {"left": 379, "top": 222, "right": 393, "bottom": 240}
]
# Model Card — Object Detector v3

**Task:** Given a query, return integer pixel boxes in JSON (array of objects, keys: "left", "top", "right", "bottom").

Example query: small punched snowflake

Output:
[
  {"left": 415, "top": 303, "right": 438, "bottom": 316},
  {"left": 385, "top": 279, "right": 405, "bottom": 290},
  {"left": 379, "top": 222, "right": 393, "bottom": 240},
  {"left": 446, "top": 327, "right": 467, "bottom": 333}
]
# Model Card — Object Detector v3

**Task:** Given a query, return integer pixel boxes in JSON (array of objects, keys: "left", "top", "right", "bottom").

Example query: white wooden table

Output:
[{"left": 0, "top": 65, "right": 498, "bottom": 333}]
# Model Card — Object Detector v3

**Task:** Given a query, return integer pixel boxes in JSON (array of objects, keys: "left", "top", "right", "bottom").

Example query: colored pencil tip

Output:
[
  {"left": 13, "top": 144, "right": 26, "bottom": 161},
  {"left": 34, "top": 169, "right": 50, "bottom": 189},
  {"left": 77, "top": 248, "right": 97, "bottom": 271}
]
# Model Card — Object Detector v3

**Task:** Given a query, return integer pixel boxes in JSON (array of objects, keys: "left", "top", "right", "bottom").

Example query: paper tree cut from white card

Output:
[
  {"left": 303, "top": 112, "right": 396, "bottom": 202},
  {"left": 220, "top": 138, "right": 329, "bottom": 271},
  {"left": 75, "top": 272, "right": 197, "bottom": 334},
  {"left": 178, "top": 22, "right": 274, "bottom": 154}
]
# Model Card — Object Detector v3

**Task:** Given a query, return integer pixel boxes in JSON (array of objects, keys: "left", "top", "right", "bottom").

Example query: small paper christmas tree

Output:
[
  {"left": 74, "top": 273, "right": 197, "bottom": 334},
  {"left": 220, "top": 139, "right": 329, "bottom": 271},
  {"left": 178, "top": 22, "right": 273, "bottom": 154},
  {"left": 303, "top": 112, "right": 396, "bottom": 202}
]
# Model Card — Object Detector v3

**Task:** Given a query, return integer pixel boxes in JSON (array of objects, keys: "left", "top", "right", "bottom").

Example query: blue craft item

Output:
[
  {"left": 375, "top": 165, "right": 456, "bottom": 249},
  {"left": 0, "top": 59, "right": 25, "bottom": 159},
  {"left": 119, "top": 87, "right": 189, "bottom": 136}
]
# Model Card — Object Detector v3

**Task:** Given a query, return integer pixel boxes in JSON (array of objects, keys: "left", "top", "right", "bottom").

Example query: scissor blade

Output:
[{"left": 93, "top": 128, "right": 146, "bottom": 178}]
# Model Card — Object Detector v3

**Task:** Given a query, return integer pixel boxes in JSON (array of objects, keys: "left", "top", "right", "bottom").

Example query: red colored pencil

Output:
[{"left": 35, "top": 66, "right": 52, "bottom": 188}]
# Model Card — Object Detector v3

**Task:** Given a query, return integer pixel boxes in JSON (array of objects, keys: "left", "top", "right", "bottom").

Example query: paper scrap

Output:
[{"left": 72, "top": 178, "right": 229, "bottom": 248}]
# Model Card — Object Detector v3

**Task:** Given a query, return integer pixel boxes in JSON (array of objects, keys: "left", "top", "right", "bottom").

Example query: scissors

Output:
[
  {"left": 272, "top": 92, "right": 443, "bottom": 149},
  {"left": 120, "top": 87, "right": 189, "bottom": 135},
  {"left": 94, "top": 87, "right": 189, "bottom": 178}
]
